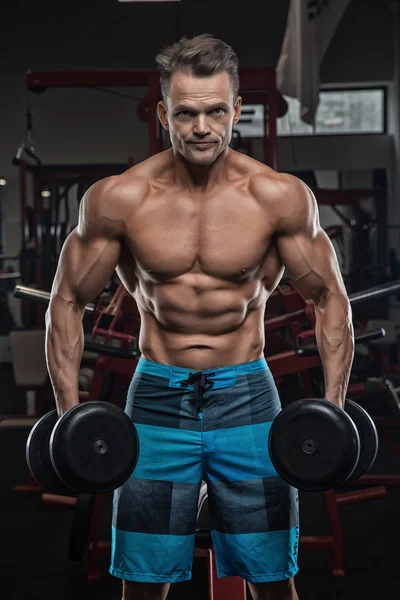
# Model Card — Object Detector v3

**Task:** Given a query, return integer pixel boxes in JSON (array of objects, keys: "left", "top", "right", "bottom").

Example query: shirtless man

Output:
[{"left": 45, "top": 34, "right": 354, "bottom": 600}]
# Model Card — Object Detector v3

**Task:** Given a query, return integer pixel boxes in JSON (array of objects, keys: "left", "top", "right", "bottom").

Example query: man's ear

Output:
[
  {"left": 233, "top": 96, "right": 242, "bottom": 126},
  {"left": 157, "top": 101, "right": 169, "bottom": 131}
]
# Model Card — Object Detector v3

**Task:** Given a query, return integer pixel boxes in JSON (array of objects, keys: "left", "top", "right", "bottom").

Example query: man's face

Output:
[{"left": 158, "top": 71, "right": 242, "bottom": 166}]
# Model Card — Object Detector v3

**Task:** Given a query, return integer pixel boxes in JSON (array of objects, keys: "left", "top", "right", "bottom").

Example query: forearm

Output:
[
  {"left": 314, "top": 291, "right": 354, "bottom": 409},
  {"left": 45, "top": 295, "right": 85, "bottom": 416}
]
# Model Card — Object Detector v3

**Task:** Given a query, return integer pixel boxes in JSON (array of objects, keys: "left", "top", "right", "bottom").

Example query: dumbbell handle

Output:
[{"left": 295, "top": 328, "right": 386, "bottom": 357}]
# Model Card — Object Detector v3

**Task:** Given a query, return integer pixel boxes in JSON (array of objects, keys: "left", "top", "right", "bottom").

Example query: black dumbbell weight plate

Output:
[
  {"left": 50, "top": 402, "right": 140, "bottom": 494},
  {"left": 26, "top": 410, "right": 76, "bottom": 496},
  {"left": 268, "top": 399, "right": 360, "bottom": 491},
  {"left": 344, "top": 399, "right": 379, "bottom": 483}
]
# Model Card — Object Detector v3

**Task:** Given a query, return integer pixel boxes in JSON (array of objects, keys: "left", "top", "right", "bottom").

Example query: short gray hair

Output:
[{"left": 155, "top": 34, "right": 240, "bottom": 102}]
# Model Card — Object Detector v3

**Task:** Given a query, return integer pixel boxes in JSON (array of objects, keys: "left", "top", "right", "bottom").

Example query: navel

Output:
[{"left": 240, "top": 267, "right": 248, "bottom": 274}]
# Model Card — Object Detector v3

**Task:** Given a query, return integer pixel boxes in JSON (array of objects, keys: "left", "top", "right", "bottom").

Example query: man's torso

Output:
[{"left": 105, "top": 149, "right": 288, "bottom": 369}]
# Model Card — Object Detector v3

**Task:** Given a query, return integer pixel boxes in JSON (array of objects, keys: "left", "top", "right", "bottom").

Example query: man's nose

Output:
[{"left": 193, "top": 114, "right": 210, "bottom": 136}]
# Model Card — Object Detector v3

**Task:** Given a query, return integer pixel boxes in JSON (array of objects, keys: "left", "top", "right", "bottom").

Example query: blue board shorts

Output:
[{"left": 110, "top": 357, "right": 299, "bottom": 584}]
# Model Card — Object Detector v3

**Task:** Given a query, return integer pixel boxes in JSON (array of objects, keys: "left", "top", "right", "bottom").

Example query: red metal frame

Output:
[{"left": 26, "top": 68, "right": 281, "bottom": 168}]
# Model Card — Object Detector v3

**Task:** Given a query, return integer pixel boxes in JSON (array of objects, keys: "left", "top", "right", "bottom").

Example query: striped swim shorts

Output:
[{"left": 110, "top": 357, "right": 299, "bottom": 584}]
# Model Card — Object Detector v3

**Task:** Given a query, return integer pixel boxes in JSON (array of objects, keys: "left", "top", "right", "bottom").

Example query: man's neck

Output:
[{"left": 172, "top": 148, "right": 230, "bottom": 193}]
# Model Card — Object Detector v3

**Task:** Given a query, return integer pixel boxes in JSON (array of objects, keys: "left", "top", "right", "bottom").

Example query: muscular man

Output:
[{"left": 46, "top": 34, "right": 354, "bottom": 600}]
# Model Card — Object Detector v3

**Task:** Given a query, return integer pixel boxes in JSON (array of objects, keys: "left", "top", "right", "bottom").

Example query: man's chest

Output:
[{"left": 125, "top": 192, "right": 275, "bottom": 279}]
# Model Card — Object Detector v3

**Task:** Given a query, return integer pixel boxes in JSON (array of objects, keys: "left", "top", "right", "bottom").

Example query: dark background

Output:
[{"left": 1, "top": 1, "right": 400, "bottom": 599}]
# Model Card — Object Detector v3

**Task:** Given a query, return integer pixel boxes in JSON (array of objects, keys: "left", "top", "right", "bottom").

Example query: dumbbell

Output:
[
  {"left": 26, "top": 402, "right": 139, "bottom": 495},
  {"left": 268, "top": 398, "right": 379, "bottom": 492}
]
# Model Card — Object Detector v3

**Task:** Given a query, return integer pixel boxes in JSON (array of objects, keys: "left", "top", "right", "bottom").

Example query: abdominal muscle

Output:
[{"left": 132, "top": 274, "right": 268, "bottom": 370}]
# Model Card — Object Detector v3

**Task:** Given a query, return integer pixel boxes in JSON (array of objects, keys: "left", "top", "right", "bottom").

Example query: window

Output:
[
  {"left": 235, "top": 105, "right": 265, "bottom": 138},
  {"left": 234, "top": 88, "right": 385, "bottom": 138},
  {"left": 279, "top": 89, "right": 385, "bottom": 136}
]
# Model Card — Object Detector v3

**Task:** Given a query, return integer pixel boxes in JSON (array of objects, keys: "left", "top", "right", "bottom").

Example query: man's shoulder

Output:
[
  {"left": 229, "top": 152, "right": 301, "bottom": 193},
  {"left": 77, "top": 164, "right": 154, "bottom": 238},
  {"left": 83, "top": 155, "right": 165, "bottom": 214},
  {"left": 248, "top": 168, "right": 305, "bottom": 200},
  {"left": 230, "top": 163, "right": 317, "bottom": 237},
  {"left": 249, "top": 169, "right": 315, "bottom": 219},
  {"left": 89, "top": 168, "right": 151, "bottom": 205}
]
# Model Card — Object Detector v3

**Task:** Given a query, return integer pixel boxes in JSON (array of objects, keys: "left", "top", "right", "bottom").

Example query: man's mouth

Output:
[{"left": 188, "top": 142, "right": 216, "bottom": 147}]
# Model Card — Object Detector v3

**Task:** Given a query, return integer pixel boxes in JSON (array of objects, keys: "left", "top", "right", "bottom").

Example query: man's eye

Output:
[
  {"left": 177, "top": 111, "right": 192, "bottom": 117},
  {"left": 211, "top": 108, "right": 225, "bottom": 115}
]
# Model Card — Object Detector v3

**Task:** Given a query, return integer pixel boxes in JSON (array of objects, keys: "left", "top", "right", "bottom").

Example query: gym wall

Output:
[{"left": 0, "top": 0, "right": 396, "bottom": 259}]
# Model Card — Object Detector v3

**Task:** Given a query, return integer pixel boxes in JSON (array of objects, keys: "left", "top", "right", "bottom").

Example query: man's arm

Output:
[
  {"left": 274, "top": 175, "right": 354, "bottom": 409},
  {"left": 45, "top": 178, "right": 124, "bottom": 416}
]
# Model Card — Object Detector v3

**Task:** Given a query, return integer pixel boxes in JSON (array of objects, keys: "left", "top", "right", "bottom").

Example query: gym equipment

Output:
[
  {"left": 26, "top": 68, "right": 283, "bottom": 167},
  {"left": 344, "top": 399, "right": 379, "bottom": 483},
  {"left": 68, "top": 493, "right": 95, "bottom": 561},
  {"left": 268, "top": 399, "right": 360, "bottom": 491},
  {"left": 268, "top": 327, "right": 385, "bottom": 385},
  {"left": 26, "top": 410, "right": 76, "bottom": 495},
  {"left": 26, "top": 402, "right": 139, "bottom": 495},
  {"left": 269, "top": 398, "right": 379, "bottom": 491},
  {"left": 14, "top": 283, "right": 141, "bottom": 361},
  {"left": 0, "top": 271, "right": 21, "bottom": 281},
  {"left": 295, "top": 328, "right": 386, "bottom": 357},
  {"left": 13, "top": 284, "right": 141, "bottom": 361},
  {"left": 50, "top": 402, "right": 139, "bottom": 494},
  {"left": 13, "top": 164, "right": 128, "bottom": 327},
  {"left": 0, "top": 255, "right": 21, "bottom": 334},
  {"left": 13, "top": 281, "right": 389, "bottom": 586},
  {"left": 264, "top": 278, "right": 400, "bottom": 333},
  {"left": 14, "top": 284, "right": 95, "bottom": 313}
]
